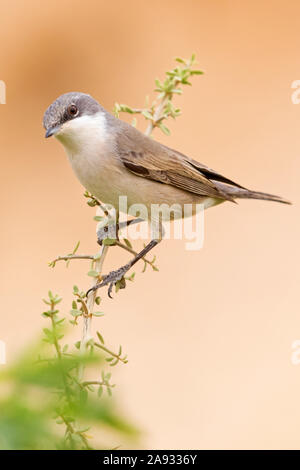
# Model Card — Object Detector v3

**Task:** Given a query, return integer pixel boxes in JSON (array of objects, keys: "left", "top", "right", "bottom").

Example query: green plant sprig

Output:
[
  {"left": 114, "top": 54, "right": 203, "bottom": 136},
  {"left": 40, "top": 290, "right": 132, "bottom": 449}
]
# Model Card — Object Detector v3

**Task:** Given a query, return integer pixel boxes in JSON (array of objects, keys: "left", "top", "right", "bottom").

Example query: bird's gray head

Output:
[{"left": 43, "top": 92, "right": 102, "bottom": 138}]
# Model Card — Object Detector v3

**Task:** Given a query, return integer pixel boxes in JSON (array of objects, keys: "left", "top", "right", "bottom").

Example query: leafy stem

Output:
[{"left": 114, "top": 54, "right": 203, "bottom": 137}]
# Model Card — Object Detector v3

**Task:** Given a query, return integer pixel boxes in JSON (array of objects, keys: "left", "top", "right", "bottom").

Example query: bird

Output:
[{"left": 43, "top": 92, "right": 291, "bottom": 296}]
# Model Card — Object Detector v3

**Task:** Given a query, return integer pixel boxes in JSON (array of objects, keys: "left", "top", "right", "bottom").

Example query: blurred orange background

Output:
[{"left": 1, "top": 0, "right": 299, "bottom": 449}]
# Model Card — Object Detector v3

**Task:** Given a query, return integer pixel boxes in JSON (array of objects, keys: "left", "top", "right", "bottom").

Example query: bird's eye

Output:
[{"left": 68, "top": 104, "right": 78, "bottom": 117}]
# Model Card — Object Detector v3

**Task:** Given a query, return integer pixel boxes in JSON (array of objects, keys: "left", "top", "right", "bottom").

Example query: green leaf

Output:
[
  {"left": 87, "top": 270, "right": 99, "bottom": 278},
  {"left": 109, "top": 359, "right": 119, "bottom": 367},
  {"left": 92, "top": 312, "right": 104, "bottom": 317},
  {"left": 72, "top": 240, "right": 80, "bottom": 254},
  {"left": 43, "top": 328, "right": 52, "bottom": 336},
  {"left": 158, "top": 123, "right": 171, "bottom": 136},
  {"left": 87, "top": 200, "right": 97, "bottom": 207},
  {"left": 77, "top": 426, "right": 91, "bottom": 433},
  {"left": 70, "top": 309, "right": 82, "bottom": 317},
  {"left": 155, "top": 78, "right": 163, "bottom": 89},
  {"left": 141, "top": 110, "right": 153, "bottom": 120},
  {"left": 102, "top": 238, "right": 116, "bottom": 246},
  {"left": 120, "top": 104, "right": 134, "bottom": 114},
  {"left": 171, "top": 88, "right": 183, "bottom": 94},
  {"left": 96, "top": 331, "right": 105, "bottom": 344}
]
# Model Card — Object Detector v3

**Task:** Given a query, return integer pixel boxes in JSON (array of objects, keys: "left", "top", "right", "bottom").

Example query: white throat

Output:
[
  {"left": 54, "top": 111, "right": 122, "bottom": 204},
  {"left": 56, "top": 112, "right": 108, "bottom": 154}
]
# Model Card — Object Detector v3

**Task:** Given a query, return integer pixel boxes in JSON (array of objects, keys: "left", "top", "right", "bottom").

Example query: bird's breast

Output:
[
  {"left": 66, "top": 143, "right": 125, "bottom": 208},
  {"left": 58, "top": 115, "right": 220, "bottom": 218}
]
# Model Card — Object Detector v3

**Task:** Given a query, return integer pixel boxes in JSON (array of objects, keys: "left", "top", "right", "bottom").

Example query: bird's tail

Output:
[
  {"left": 214, "top": 182, "right": 291, "bottom": 205},
  {"left": 234, "top": 189, "right": 291, "bottom": 204}
]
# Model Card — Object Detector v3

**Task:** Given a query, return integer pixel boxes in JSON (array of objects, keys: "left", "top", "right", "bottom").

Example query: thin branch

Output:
[
  {"left": 50, "top": 254, "right": 95, "bottom": 265},
  {"left": 94, "top": 342, "right": 128, "bottom": 364},
  {"left": 82, "top": 380, "right": 115, "bottom": 388},
  {"left": 78, "top": 244, "right": 109, "bottom": 381},
  {"left": 144, "top": 78, "right": 181, "bottom": 136},
  {"left": 59, "top": 414, "right": 91, "bottom": 450},
  {"left": 145, "top": 98, "right": 166, "bottom": 136}
]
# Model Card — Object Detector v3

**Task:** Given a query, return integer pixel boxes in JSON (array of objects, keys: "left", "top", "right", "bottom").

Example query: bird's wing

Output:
[{"left": 116, "top": 128, "right": 243, "bottom": 202}]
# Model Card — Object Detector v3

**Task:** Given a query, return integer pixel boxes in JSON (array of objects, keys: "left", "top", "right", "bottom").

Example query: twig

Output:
[
  {"left": 144, "top": 76, "right": 181, "bottom": 136},
  {"left": 59, "top": 414, "right": 91, "bottom": 450},
  {"left": 50, "top": 240, "right": 155, "bottom": 270},
  {"left": 145, "top": 98, "right": 167, "bottom": 137},
  {"left": 94, "top": 342, "right": 128, "bottom": 364},
  {"left": 78, "top": 244, "right": 109, "bottom": 381},
  {"left": 82, "top": 380, "right": 115, "bottom": 388},
  {"left": 50, "top": 255, "right": 95, "bottom": 265}
]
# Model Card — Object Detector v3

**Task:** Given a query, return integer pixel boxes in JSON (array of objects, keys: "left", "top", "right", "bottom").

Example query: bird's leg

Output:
[
  {"left": 88, "top": 239, "right": 161, "bottom": 298},
  {"left": 89, "top": 220, "right": 163, "bottom": 298}
]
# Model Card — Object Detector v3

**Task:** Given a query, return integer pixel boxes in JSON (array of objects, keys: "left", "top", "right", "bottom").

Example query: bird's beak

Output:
[{"left": 45, "top": 125, "right": 61, "bottom": 138}]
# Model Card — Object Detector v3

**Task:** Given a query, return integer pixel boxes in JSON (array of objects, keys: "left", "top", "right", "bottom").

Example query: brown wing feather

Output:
[
  {"left": 116, "top": 126, "right": 235, "bottom": 202},
  {"left": 109, "top": 116, "right": 290, "bottom": 205}
]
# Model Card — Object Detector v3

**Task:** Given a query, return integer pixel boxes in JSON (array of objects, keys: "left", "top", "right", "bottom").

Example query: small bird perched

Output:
[{"left": 43, "top": 92, "right": 290, "bottom": 296}]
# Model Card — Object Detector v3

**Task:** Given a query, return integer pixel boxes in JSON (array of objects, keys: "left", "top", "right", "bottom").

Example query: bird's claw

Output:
[{"left": 86, "top": 264, "right": 131, "bottom": 298}]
